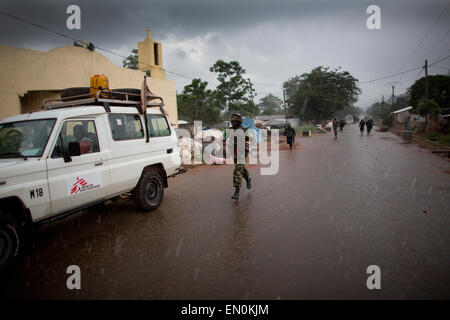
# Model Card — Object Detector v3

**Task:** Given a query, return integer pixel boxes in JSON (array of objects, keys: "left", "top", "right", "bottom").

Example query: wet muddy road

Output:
[{"left": 1, "top": 125, "right": 450, "bottom": 299}]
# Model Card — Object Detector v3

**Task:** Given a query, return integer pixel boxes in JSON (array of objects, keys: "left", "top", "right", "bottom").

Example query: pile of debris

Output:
[{"left": 177, "top": 136, "right": 202, "bottom": 164}]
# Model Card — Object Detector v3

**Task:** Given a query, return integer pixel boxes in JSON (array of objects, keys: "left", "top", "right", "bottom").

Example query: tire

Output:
[
  {"left": 111, "top": 88, "right": 141, "bottom": 101},
  {"left": 60, "top": 87, "right": 90, "bottom": 100},
  {"left": 0, "top": 209, "right": 24, "bottom": 273},
  {"left": 133, "top": 168, "right": 164, "bottom": 211}
]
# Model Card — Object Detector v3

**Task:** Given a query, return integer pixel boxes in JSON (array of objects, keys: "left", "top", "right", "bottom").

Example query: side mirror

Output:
[{"left": 68, "top": 141, "right": 81, "bottom": 157}]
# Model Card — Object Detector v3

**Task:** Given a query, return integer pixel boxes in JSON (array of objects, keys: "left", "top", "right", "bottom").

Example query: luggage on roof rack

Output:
[{"left": 42, "top": 88, "right": 165, "bottom": 113}]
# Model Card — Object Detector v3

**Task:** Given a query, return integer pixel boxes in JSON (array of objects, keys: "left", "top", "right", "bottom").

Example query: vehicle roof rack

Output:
[{"left": 42, "top": 89, "right": 165, "bottom": 114}]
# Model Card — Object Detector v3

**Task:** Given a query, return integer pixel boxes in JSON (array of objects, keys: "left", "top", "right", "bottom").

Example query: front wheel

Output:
[
  {"left": 0, "top": 211, "right": 23, "bottom": 273},
  {"left": 133, "top": 168, "right": 164, "bottom": 211}
]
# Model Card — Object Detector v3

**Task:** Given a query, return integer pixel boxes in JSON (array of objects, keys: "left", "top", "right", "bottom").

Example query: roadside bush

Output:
[
  {"left": 426, "top": 132, "right": 440, "bottom": 141},
  {"left": 294, "top": 125, "right": 316, "bottom": 133},
  {"left": 438, "top": 135, "right": 450, "bottom": 146},
  {"left": 382, "top": 114, "right": 393, "bottom": 127},
  {"left": 418, "top": 99, "right": 441, "bottom": 116}
]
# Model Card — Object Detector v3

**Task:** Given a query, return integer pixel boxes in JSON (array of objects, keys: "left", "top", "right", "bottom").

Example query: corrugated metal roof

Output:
[{"left": 392, "top": 106, "right": 413, "bottom": 114}]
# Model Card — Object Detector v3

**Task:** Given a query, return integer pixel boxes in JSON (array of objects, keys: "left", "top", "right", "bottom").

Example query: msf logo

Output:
[{"left": 71, "top": 177, "right": 87, "bottom": 195}]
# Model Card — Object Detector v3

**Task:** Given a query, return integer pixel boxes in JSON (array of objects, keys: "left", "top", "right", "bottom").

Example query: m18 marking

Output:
[{"left": 30, "top": 188, "right": 44, "bottom": 199}]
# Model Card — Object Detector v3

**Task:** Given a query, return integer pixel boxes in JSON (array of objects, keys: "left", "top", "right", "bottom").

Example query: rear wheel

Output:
[
  {"left": 133, "top": 168, "right": 164, "bottom": 211},
  {"left": 0, "top": 210, "right": 23, "bottom": 273}
]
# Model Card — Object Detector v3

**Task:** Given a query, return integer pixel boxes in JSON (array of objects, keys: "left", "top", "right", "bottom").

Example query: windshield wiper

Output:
[{"left": 0, "top": 152, "right": 28, "bottom": 160}]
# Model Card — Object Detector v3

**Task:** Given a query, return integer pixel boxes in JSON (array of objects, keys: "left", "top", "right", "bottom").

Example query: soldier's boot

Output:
[
  {"left": 245, "top": 176, "right": 252, "bottom": 190},
  {"left": 231, "top": 187, "right": 240, "bottom": 200}
]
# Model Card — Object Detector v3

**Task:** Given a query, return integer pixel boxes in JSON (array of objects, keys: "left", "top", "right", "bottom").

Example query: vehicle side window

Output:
[
  {"left": 148, "top": 115, "right": 171, "bottom": 137},
  {"left": 108, "top": 114, "right": 144, "bottom": 141},
  {"left": 51, "top": 120, "right": 100, "bottom": 158}
]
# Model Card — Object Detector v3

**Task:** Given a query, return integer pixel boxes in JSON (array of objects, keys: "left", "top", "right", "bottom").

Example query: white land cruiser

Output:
[{"left": 0, "top": 89, "right": 182, "bottom": 271}]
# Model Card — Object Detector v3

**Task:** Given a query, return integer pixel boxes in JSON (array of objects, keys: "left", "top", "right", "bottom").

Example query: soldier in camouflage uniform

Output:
[
  {"left": 332, "top": 118, "right": 339, "bottom": 138},
  {"left": 228, "top": 113, "right": 251, "bottom": 200}
]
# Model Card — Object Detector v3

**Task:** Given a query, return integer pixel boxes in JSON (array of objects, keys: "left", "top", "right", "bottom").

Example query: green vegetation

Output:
[
  {"left": 367, "top": 74, "right": 450, "bottom": 132},
  {"left": 122, "top": 48, "right": 138, "bottom": 70},
  {"left": 177, "top": 60, "right": 257, "bottom": 125},
  {"left": 334, "top": 105, "right": 363, "bottom": 122},
  {"left": 209, "top": 60, "right": 256, "bottom": 119},
  {"left": 417, "top": 99, "right": 441, "bottom": 116},
  {"left": 366, "top": 94, "right": 409, "bottom": 127},
  {"left": 438, "top": 135, "right": 450, "bottom": 146},
  {"left": 409, "top": 76, "right": 449, "bottom": 136},
  {"left": 425, "top": 132, "right": 440, "bottom": 141},
  {"left": 424, "top": 133, "right": 450, "bottom": 146},
  {"left": 283, "top": 66, "right": 361, "bottom": 121},
  {"left": 177, "top": 78, "right": 222, "bottom": 125},
  {"left": 382, "top": 113, "right": 393, "bottom": 127},
  {"left": 409, "top": 75, "right": 450, "bottom": 110},
  {"left": 258, "top": 94, "right": 282, "bottom": 115},
  {"left": 294, "top": 125, "right": 316, "bottom": 133}
]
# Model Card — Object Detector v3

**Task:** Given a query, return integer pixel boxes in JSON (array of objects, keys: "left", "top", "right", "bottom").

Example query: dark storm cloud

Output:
[
  {"left": 1, "top": 0, "right": 449, "bottom": 108},
  {"left": 0, "top": 0, "right": 442, "bottom": 49}
]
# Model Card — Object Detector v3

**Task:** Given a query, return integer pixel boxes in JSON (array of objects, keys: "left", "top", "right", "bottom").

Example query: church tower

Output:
[{"left": 137, "top": 27, "right": 166, "bottom": 79}]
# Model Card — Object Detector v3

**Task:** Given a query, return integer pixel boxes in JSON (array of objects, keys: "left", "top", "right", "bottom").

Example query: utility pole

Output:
[
  {"left": 385, "top": 81, "right": 401, "bottom": 108},
  {"left": 227, "top": 89, "right": 231, "bottom": 128},
  {"left": 283, "top": 87, "right": 287, "bottom": 126},
  {"left": 250, "top": 89, "right": 256, "bottom": 118},
  {"left": 424, "top": 59, "right": 429, "bottom": 100},
  {"left": 391, "top": 86, "right": 394, "bottom": 108}
]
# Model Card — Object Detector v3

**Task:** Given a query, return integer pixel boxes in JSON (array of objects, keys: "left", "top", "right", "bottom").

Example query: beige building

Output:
[
  {"left": 0, "top": 29, "right": 178, "bottom": 125},
  {"left": 138, "top": 28, "right": 166, "bottom": 79}
]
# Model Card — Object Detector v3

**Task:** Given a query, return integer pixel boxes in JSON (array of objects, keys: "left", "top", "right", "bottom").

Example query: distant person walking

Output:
[
  {"left": 284, "top": 123, "right": 296, "bottom": 149},
  {"left": 332, "top": 118, "right": 339, "bottom": 138},
  {"left": 366, "top": 119, "right": 373, "bottom": 135},
  {"left": 358, "top": 119, "right": 365, "bottom": 135},
  {"left": 339, "top": 119, "right": 346, "bottom": 132}
]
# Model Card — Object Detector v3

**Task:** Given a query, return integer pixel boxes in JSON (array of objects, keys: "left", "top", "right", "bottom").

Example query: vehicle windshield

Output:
[{"left": 0, "top": 119, "right": 56, "bottom": 158}]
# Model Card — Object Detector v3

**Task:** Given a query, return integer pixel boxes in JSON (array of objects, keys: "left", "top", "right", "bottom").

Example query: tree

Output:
[
  {"left": 366, "top": 93, "right": 410, "bottom": 126},
  {"left": 418, "top": 99, "right": 442, "bottom": 135},
  {"left": 284, "top": 67, "right": 361, "bottom": 121},
  {"left": 228, "top": 101, "right": 255, "bottom": 118},
  {"left": 417, "top": 99, "right": 441, "bottom": 116},
  {"left": 409, "top": 75, "right": 450, "bottom": 111},
  {"left": 409, "top": 75, "right": 449, "bottom": 134},
  {"left": 209, "top": 60, "right": 254, "bottom": 122},
  {"left": 183, "top": 78, "right": 209, "bottom": 120},
  {"left": 258, "top": 94, "right": 283, "bottom": 115},
  {"left": 283, "top": 76, "right": 301, "bottom": 116},
  {"left": 335, "top": 105, "right": 363, "bottom": 121},
  {"left": 177, "top": 78, "right": 221, "bottom": 125},
  {"left": 244, "top": 78, "right": 258, "bottom": 117},
  {"left": 123, "top": 49, "right": 139, "bottom": 70},
  {"left": 391, "top": 94, "right": 410, "bottom": 111},
  {"left": 366, "top": 100, "right": 392, "bottom": 126}
]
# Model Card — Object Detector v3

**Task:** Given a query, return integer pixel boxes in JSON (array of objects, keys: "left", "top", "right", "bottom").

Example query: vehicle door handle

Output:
[
  {"left": 94, "top": 162, "right": 103, "bottom": 166},
  {"left": 167, "top": 149, "right": 173, "bottom": 154}
]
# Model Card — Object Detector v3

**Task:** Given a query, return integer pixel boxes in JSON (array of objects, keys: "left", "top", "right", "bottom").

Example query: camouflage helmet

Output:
[{"left": 230, "top": 113, "right": 242, "bottom": 124}]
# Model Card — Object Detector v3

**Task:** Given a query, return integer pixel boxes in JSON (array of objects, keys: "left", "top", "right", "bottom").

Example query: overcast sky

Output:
[{"left": 1, "top": 0, "right": 449, "bottom": 110}]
